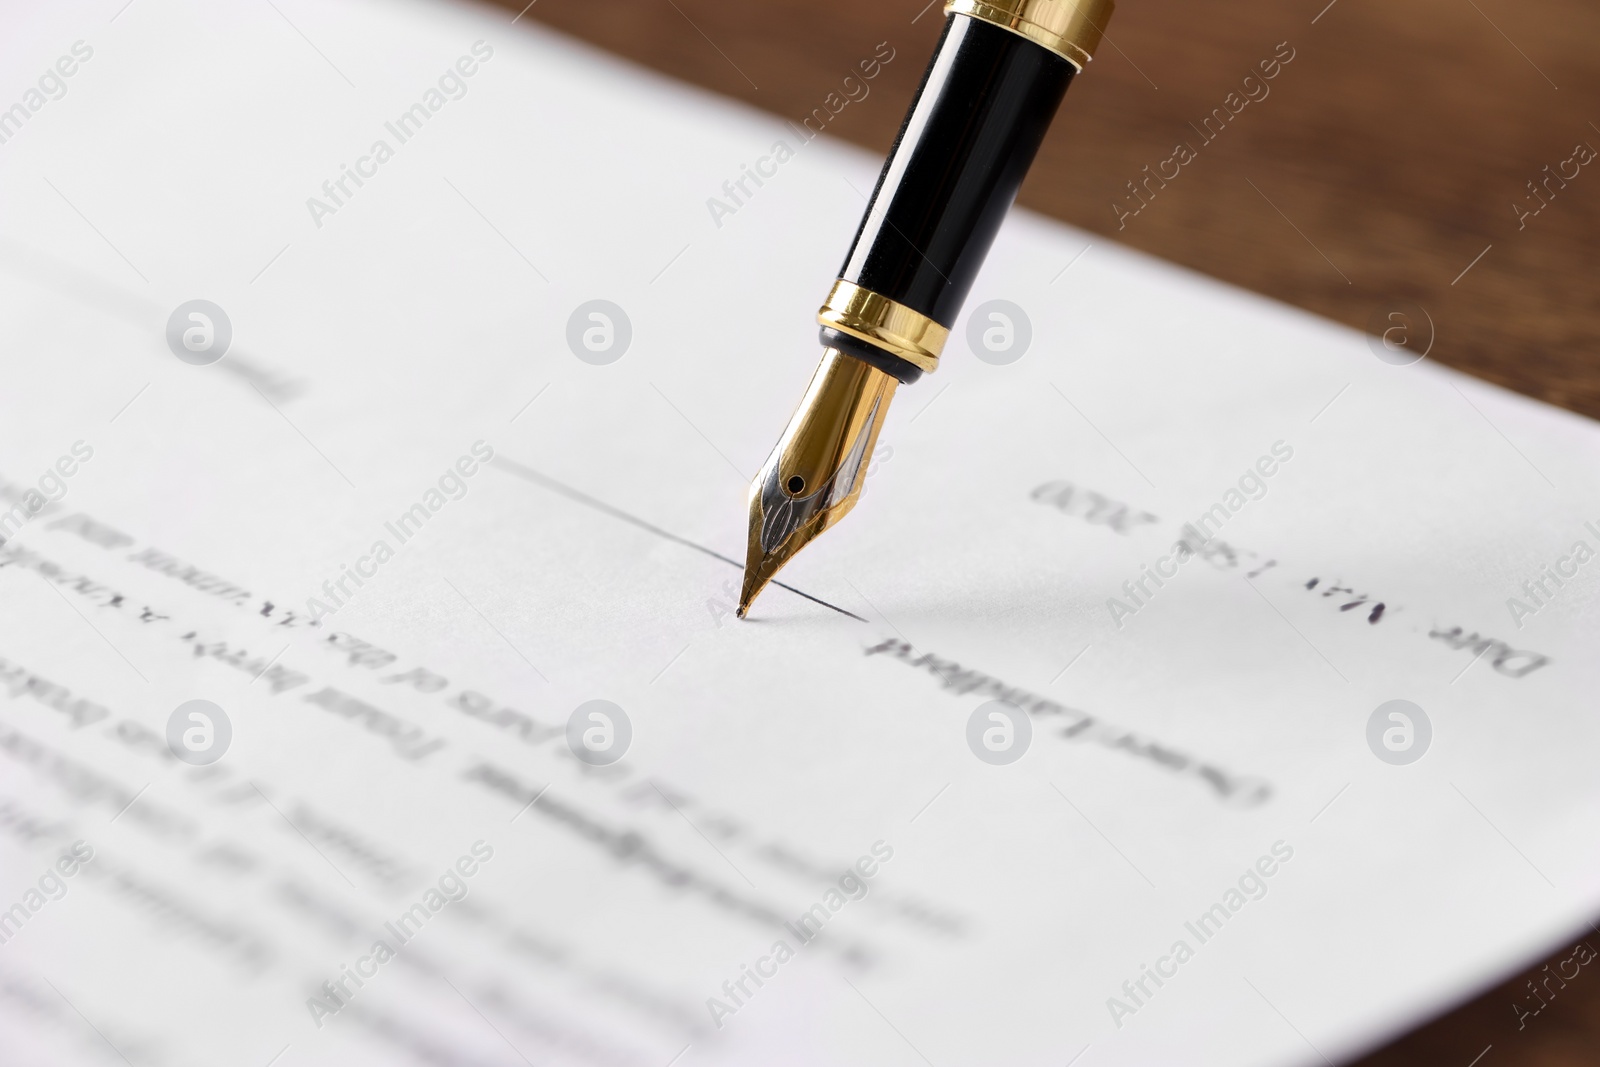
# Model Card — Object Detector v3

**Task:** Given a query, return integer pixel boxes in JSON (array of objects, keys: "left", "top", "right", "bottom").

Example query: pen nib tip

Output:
[
  {"left": 736, "top": 571, "right": 761, "bottom": 619},
  {"left": 739, "top": 349, "right": 897, "bottom": 619}
]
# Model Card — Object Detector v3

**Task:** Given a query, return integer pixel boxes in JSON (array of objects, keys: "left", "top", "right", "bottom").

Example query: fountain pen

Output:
[{"left": 739, "top": 0, "right": 1115, "bottom": 616}]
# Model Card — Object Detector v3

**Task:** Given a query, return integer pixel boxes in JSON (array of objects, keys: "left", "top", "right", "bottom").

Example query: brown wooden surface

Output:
[{"left": 493, "top": 0, "right": 1600, "bottom": 1062}]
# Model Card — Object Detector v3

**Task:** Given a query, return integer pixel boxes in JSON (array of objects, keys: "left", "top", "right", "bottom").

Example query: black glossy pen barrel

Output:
[{"left": 841, "top": 15, "right": 1073, "bottom": 331}]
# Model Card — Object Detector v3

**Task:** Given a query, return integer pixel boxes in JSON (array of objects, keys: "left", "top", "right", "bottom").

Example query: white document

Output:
[{"left": 1, "top": 2, "right": 1598, "bottom": 1065}]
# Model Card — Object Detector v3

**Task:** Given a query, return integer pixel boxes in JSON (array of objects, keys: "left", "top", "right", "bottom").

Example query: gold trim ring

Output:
[
  {"left": 817, "top": 281, "right": 949, "bottom": 375},
  {"left": 944, "top": 0, "right": 1114, "bottom": 70}
]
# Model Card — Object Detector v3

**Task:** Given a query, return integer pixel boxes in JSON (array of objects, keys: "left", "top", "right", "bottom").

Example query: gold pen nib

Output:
[{"left": 739, "top": 349, "right": 897, "bottom": 617}]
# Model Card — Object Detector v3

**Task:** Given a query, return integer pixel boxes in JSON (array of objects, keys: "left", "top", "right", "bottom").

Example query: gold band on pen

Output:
[
  {"left": 817, "top": 280, "right": 949, "bottom": 375},
  {"left": 944, "top": 0, "right": 1115, "bottom": 71}
]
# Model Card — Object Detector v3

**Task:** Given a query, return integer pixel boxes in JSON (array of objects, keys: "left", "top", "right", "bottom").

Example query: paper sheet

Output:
[{"left": 2, "top": 1, "right": 1599, "bottom": 1065}]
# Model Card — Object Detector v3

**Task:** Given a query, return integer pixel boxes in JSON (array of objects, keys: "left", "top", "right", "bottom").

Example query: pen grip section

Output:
[{"left": 838, "top": 14, "right": 1074, "bottom": 330}]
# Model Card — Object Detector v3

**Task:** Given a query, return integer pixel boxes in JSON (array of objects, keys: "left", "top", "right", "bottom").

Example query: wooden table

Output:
[{"left": 497, "top": 0, "right": 1600, "bottom": 1061}]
